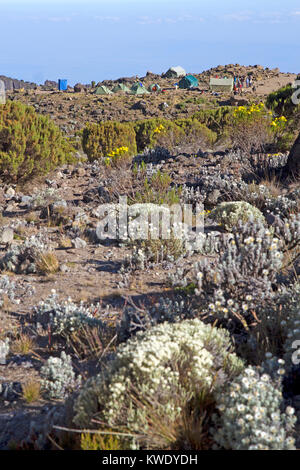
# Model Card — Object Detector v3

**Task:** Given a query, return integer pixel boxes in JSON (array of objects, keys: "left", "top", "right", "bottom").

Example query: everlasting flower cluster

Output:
[
  {"left": 0, "top": 338, "right": 9, "bottom": 365},
  {"left": 73, "top": 319, "right": 244, "bottom": 449},
  {"left": 0, "top": 275, "right": 17, "bottom": 307},
  {"left": 0, "top": 233, "right": 50, "bottom": 274},
  {"left": 34, "top": 291, "right": 105, "bottom": 337},
  {"left": 40, "top": 351, "right": 82, "bottom": 400},
  {"left": 282, "top": 303, "right": 300, "bottom": 371},
  {"left": 118, "top": 296, "right": 194, "bottom": 342},
  {"left": 194, "top": 219, "right": 283, "bottom": 324},
  {"left": 212, "top": 366, "right": 296, "bottom": 450},
  {"left": 26, "top": 187, "right": 61, "bottom": 210},
  {"left": 209, "top": 201, "right": 265, "bottom": 231}
]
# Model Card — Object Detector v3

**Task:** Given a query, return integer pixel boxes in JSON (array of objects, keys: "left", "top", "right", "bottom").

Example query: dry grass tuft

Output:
[
  {"left": 22, "top": 379, "right": 41, "bottom": 403},
  {"left": 11, "top": 333, "right": 36, "bottom": 355},
  {"left": 36, "top": 252, "right": 59, "bottom": 275}
]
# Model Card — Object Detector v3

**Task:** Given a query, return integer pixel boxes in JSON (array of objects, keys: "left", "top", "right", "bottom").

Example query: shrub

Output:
[
  {"left": 192, "top": 106, "right": 234, "bottom": 136},
  {"left": 34, "top": 291, "right": 105, "bottom": 339},
  {"left": 212, "top": 366, "right": 296, "bottom": 450},
  {"left": 209, "top": 201, "right": 265, "bottom": 231},
  {"left": 266, "top": 85, "right": 297, "bottom": 120},
  {"left": 0, "top": 100, "right": 75, "bottom": 181},
  {"left": 73, "top": 319, "right": 244, "bottom": 450},
  {"left": 229, "top": 103, "right": 273, "bottom": 154},
  {"left": 0, "top": 234, "right": 50, "bottom": 274},
  {"left": 133, "top": 118, "right": 184, "bottom": 152},
  {"left": 174, "top": 118, "right": 217, "bottom": 149},
  {"left": 82, "top": 121, "right": 137, "bottom": 162},
  {"left": 118, "top": 296, "right": 194, "bottom": 342},
  {"left": 133, "top": 117, "right": 216, "bottom": 153},
  {"left": 194, "top": 219, "right": 284, "bottom": 328},
  {"left": 133, "top": 170, "right": 181, "bottom": 205},
  {"left": 40, "top": 351, "right": 82, "bottom": 400}
]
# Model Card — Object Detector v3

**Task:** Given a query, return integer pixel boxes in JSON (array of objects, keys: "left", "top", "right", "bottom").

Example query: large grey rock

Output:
[{"left": 286, "top": 132, "right": 300, "bottom": 177}]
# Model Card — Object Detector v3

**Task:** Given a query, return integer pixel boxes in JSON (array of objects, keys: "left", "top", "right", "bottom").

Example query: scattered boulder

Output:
[{"left": 74, "top": 83, "right": 86, "bottom": 93}]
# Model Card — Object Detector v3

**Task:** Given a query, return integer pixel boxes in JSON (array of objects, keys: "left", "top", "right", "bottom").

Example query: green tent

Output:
[
  {"left": 129, "top": 83, "right": 150, "bottom": 95},
  {"left": 178, "top": 75, "right": 199, "bottom": 89},
  {"left": 148, "top": 83, "right": 161, "bottom": 92},
  {"left": 94, "top": 85, "right": 113, "bottom": 95},
  {"left": 112, "top": 83, "right": 130, "bottom": 93}
]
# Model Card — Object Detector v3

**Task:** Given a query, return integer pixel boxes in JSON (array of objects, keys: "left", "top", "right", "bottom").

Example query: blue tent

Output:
[{"left": 178, "top": 75, "right": 199, "bottom": 89}]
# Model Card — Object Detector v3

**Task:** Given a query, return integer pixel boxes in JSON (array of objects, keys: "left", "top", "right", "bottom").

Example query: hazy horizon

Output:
[{"left": 1, "top": 0, "right": 299, "bottom": 86}]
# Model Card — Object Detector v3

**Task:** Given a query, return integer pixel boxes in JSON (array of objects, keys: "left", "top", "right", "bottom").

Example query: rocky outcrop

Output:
[
  {"left": 0, "top": 75, "right": 37, "bottom": 91},
  {"left": 286, "top": 132, "right": 300, "bottom": 177}
]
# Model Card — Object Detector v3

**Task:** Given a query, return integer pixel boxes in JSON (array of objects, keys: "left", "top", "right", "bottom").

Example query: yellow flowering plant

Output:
[
  {"left": 230, "top": 102, "right": 288, "bottom": 154},
  {"left": 153, "top": 124, "right": 165, "bottom": 134},
  {"left": 104, "top": 146, "right": 130, "bottom": 168}
]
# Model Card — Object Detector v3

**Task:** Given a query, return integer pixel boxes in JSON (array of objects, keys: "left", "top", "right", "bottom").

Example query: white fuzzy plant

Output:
[
  {"left": 40, "top": 351, "right": 81, "bottom": 400},
  {"left": 0, "top": 338, "right": 9, "bottom": 365}
]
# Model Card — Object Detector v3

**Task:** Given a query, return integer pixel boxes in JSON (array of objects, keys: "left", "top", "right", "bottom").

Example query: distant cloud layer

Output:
[
  {"left": 94, "top": 16, "right": 120, "bottom": 22},
  {"left": 222, "top": 10, "right": 300, "bottom": 23},
  {"left": 137, "top": 15, "right": 204, "bottom": 25}
]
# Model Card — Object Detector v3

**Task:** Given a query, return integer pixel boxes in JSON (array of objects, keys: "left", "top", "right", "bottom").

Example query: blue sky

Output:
[{"left": 0, "top": 0, "right": 299, "bottom": 85}]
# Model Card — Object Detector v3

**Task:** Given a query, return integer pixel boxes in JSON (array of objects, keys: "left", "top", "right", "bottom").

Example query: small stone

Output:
[
  {"left": 73, "top": 167, "right": 86, "bottom": 177},
  {"left": 60, "top": 263, "right": 69, "bottom": 273},
  {"left": 5, "top": 187, "right": 15, "bottom": 198},
  {"left": 72, "top": 237, "right": 87, "bottom": 249},
  {"left": 21, "top": 195, "right": 32, "bottom": 206},
  {"left": 0, "top": 228, "right": 14, "bottom": 244}
]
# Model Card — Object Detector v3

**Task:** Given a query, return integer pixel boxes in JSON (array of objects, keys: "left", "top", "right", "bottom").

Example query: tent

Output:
[
  {"left": 148, "top": 83, "right": 161, "bottom": 92},
  {"left": 209, "top": 78, "right": 234, "bottom": 92},
  {"left": 0, "top": 80, "right": 5, "bottom": 105},
  {"left": 164, "top": 66, "right": 186, "bottom": 78},
  {"left": 94, "top": 85, "right": 113, "bottom": 95},
  {"left": 112, "top": 83, "right": 130, "bottom": 93},
  {"left": 129, "top": 83, "right": 150, "bottom": 95},
  {"left": 178, "top": 75, "right": 199, "bottom": 89}
]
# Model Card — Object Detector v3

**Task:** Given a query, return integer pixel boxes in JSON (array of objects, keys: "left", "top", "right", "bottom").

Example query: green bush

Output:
[
  {"left": 0, "top": 100, "right": 75, "bottom": 181},
  {"left": 133, "top": 117, "right": 216, "bottom": 152},
  {"left": 266, "top": 85, "right": 297, "bottom": 119},
  {"left": 266, "top": 85, "right": 300, "bottom": 147},
  {"left": 192, "top": 106, "right": 234, "bottom": 135},
  {"left": 174, "top": 118, "right": 217, "bottom": 147},
  {"left": 133, "top": 118, "right": 184, "bottom": 152},
  {"left": 82, "top": 121, "right": 137, "bottom": 162}
]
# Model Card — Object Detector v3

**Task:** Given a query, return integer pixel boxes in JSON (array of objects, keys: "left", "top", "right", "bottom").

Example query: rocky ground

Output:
[{"left": 0, "top": 64, "right": 299, "bottom": 450}]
